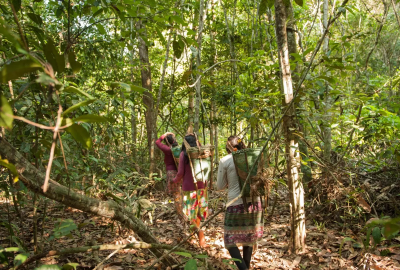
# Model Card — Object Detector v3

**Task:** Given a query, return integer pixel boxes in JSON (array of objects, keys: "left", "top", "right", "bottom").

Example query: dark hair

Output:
[
  {"left": 226, "top": 135, "right": 246, "bottom": 154},
  {"left": 164, "top": 134, "right": 178, "bottom": 147},
  {"left": 181, "top": 134, "right": 198, "bottom": 164}
]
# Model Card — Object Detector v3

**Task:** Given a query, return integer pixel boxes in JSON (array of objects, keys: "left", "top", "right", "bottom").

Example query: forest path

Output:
[
  {"left": 1, "top": 186, "right": 400, "bottom": 269},
  {"left": 149, "top": 185, "right": 400, "bottom": 270}
]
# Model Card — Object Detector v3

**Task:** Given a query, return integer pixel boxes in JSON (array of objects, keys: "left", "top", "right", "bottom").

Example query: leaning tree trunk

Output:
[
  {"left": 137, "top": 20, "right": 156, "bottom": 177},
  {"left": 0, "top": 137, "right": 176, "bottom": 266},
  {"left": 274, "top": 0, "right": 306, "bottom": 253}
]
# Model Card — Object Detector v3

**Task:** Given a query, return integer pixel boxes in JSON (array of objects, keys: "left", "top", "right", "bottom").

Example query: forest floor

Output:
[{"left": 1, "top": 185, "right": 400, "bottom": 270}]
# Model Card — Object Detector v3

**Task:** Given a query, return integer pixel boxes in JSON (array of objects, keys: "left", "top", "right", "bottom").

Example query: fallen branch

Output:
[
  {"left": 15, "top": 242, "right": 193, "bottom": 269},
  {"left": 0, "top": 137, "right": 177, "bottom": 267}
]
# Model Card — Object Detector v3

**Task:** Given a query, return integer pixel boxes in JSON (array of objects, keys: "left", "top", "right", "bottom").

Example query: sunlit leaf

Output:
[
  {"left": 174, "top": 252, "right": 192, "bottom": 258},
  {"left": 73, "top": 114, "right": 108, "bottom": 123},
  {"left": 0, "top": 95, "right": 13, "bottom": 130},
  {"left": 13, "top": 253, "right": 29, "bottom": 267},
  {"left": 0, "top": 59, "right": 42, "bottom": 83},
  {"left": 61, "top": 263, "right": 79, "bottom": 270},
  {"left": 68, "top": 50, "right": 82, "bottom": 74},
  {"left": 0, "top": 157, "right": 19, "bottom": 182},
  {"left": 34, "top": 265, "right": 62, "bottom": 270},
  {"left": 62, "top": 99, "right": 96, "bottom": 116},
  {"left": 63, "top": 86, "right": 94, "bottom": 99},
  {"left": 66, "top": 124, "right": 92, "bottom": 149}
]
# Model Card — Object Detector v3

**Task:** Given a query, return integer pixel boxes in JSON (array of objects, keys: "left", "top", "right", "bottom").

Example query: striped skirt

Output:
[{"left": 224, "top": 201, "right": 264, "bottom": 248}]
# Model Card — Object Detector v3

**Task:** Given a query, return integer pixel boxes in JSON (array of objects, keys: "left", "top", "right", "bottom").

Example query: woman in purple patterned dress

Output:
[
  {"left": 216, "top": 136, "right": 264, "bottom": 270},
  {"left": 155, "top": 132, "right": 182, "bottom": 215}
]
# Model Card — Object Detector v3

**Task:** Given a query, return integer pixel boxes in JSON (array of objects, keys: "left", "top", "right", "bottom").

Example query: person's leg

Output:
[
  {"left": 228, "top": 246, "right": 248, "bottom": 270},
  {"left": 242, "top": 245, "right": 253, "bottom": 269}
]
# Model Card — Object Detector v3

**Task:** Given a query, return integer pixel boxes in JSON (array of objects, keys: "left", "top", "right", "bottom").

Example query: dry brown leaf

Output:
[
  {"left": 291, "top": 256, "right": 302, "bottom": 267},
  {"left": 356, "top": 195, "right": 371, "bottom": 213}
]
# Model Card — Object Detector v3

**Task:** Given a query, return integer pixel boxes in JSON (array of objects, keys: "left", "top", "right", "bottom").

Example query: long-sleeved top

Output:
[
  {"left": 217, "top": 153, "right": 260, "bottom": 207},
  {"left": 155, "top": 135, "right": 177, "bottom": 171},
  {"left": 173, "top": 152, "right": 205, "bottom": 191}
]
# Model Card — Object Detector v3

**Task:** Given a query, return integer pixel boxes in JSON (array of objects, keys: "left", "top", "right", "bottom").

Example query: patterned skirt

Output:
[
  {"left": 166, "top": 170, "right": 180, "bottom": 195},
  {"left": 182, "top": 189, "right": 208, "bottom": 226},
  {"left": 224, "top": 201, "right": 264, "bottom": 248}
]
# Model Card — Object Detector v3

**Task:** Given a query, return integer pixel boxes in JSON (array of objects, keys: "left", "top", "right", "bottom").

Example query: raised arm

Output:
[{"left": 155, "top": 133, "right": 171, "bottom": 153}]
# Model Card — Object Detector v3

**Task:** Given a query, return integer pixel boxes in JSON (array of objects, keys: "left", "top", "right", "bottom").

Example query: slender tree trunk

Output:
[
  {"left": 284, "top": 0, "right": 312, "bottom": 183},
  {"left": 194, "top": 0, "right": 206, "bottom": 134},
  {"left": 136, "top": 20, "right": 155, "bottom": 177},
  {"left": 274, "top": 0, "right": 306, "bottom": 253},
  {"left": 130, "top": 19, "right": 137, "bottom": 161},
  {"left": 322, "top": 0, "right": 332, "bottom": 170}
]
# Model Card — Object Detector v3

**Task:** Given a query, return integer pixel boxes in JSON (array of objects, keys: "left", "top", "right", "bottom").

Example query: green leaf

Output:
[
  {"left": 173, "top": 39, "right": 183, "bottom": 59},
  {"left": 294, "top": 0, "right": 303, "bottom": 6},
  {"left": 0, "top": 246, "right": 9, "bottom": 265},
  {"left": 170, "top": 15, "right": 186, "bottom": 26},
  {"left": 155, "top": 28, "right": 166, "bottom": 44},
  {"left": 383, "top": 223, "right": 400, "bottom": 239},
  {"left": 73, "top": 114, "right": 108, "bottom": 123},
  {"left": 61, "top": 263, "right": 79, "bottom": 270},
  {"left": 0, "top": 95, "right": 13, "bottom": 130},
  {"left": 66, "top": 124, "right": 92, "bottom": 149},
  {"left": 194, "top": 254, "right": 208, "bottom": 259},
  {"left": 339, "top": 237, "right": 356, "bottom": 256},
  {"left": 0, "top": 157, "right": 18, "bottom": 182},
  {"left": 14, "top": 253, "right": 29, "bottom": 267},
  {"left": 184, "top": 259, "right": 197, "bottom": 270},
  {"left": 259, "top": 0, "right": 273, "bottom": 15},
  {"left": 43, "top": 39, "right": 65, "bottom": 73},
  {"left": 27, "top": 13, "right": 43, "bottom": 25},
  {"left": 68, "top": 51, "right": 82, "bottom": 74},
  {"left": 372, "top": 227, "right": 381, "bottom": 245},
  {"left": 130, "top": 85, "right": 146, "bottom": 94},
  {"left": 174, "top": 252, "right": 192, "bottom": 258},
  {"left": 96, "top": 24, "right": 106, "bottom": 35},
  {"left": 62, "top": 99, "right": 96, "bottom": 116},
  {"left": 12, "top": 0, "right": 21, "bottom": 13},
  {"left": 34, "top": 265, "right": 62, "bottom": 270},
  {"left": 0, "top": 59, "right": 42, "bottom": 83},
  {"left": 63, "top": 86, "right": 94, "bottom": 99}
]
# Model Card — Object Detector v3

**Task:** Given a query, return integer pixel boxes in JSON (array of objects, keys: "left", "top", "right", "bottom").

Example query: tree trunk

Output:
[
  {"left": 284, "top": 0, "right": 312, "bottom": 183},
  {"left": 194, "top": 0, "right": 205, "bottom": 135},
  {"left": 0, "top": 137, "right": 175, "bottom": 266},
  {"left": 137, "top": 20, "right": 156, "bottom": 177},
  {"left": 322, "top": 0, "right": 332, "bottom": 170},
  {"left": 274, "top": 0, "right": 306, "bottom": 253}
]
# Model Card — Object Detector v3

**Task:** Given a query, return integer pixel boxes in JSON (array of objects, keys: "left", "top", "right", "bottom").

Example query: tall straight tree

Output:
[
  {"left": 194, "top": 0, "right": 206, "bottom": 134},
  {"left": 322, "top": 0, "right": 332, "bottom": 170},
  {"left": 284, "top": 0, "right": 312, "bottom": 182},
  {"left": 274, "top": 0, "right": 306, "bottom": 253},
  {"left": 137, "top": 20, "right": 156, "bottom": 177}
]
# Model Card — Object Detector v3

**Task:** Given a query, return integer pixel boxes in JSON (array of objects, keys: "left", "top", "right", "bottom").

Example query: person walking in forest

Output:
[
  {"left": 155, "top": 132, "right": 182, "bottom": 216},
  {"left": 216, "top": 136, "right": 264, "bottom": 270},
  {"left": 173, "top": 133, "right": 208, "bottom": 248}
]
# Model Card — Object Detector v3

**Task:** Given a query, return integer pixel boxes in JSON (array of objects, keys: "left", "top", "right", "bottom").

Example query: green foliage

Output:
[
  {"left": 184, "top": 259, "right": 197, "bottom": 270},
  {"left": 48, "top": 219, "right": 78, "bottom": 241},
  {"left": 0, "top": 59, "right": 42, "bottom": 83},
  {"left": 0, "top": 95, "right": 13, "bottom": 130}
]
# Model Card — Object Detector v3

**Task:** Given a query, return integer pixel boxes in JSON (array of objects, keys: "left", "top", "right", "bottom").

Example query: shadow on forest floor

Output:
[{"left": 1, "top": 185, "right": 400, "bottom": 269}]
